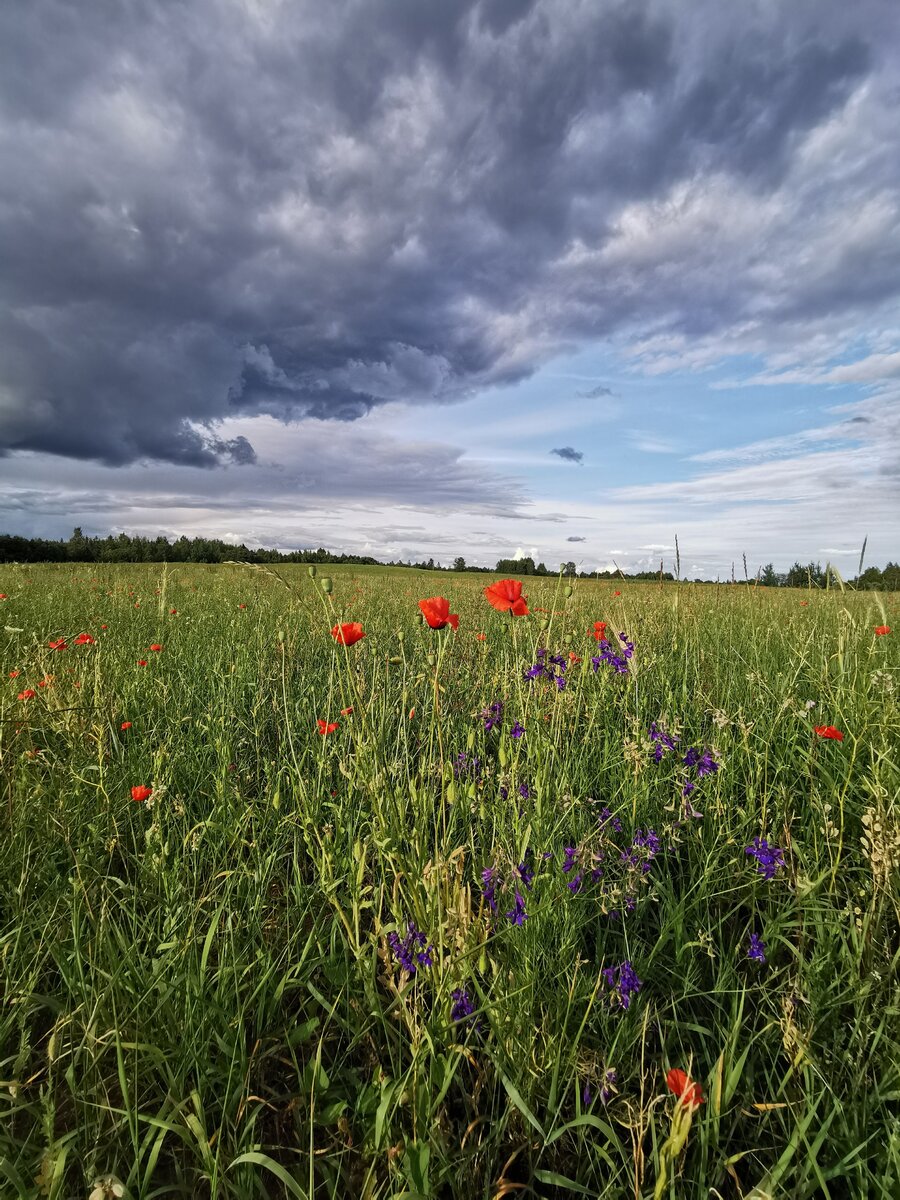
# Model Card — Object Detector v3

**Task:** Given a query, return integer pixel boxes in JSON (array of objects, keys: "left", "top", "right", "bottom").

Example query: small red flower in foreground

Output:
[
  {"left": 48, "top": 639, "right": 67, "bottom": 651},
  {"left": 73, "top": 633, "right": 95, "bottom": 645},
  {"left": 9, "top": 670, "right": 19, "bottom": 678},
  {"left": 814, "top": 725, "right": 844, "bottom": 741},
  {"left": 121, "top": 721, "right": 132, "bottom": 730},
  {"left": 340, "top": 706, "right": 354, "bottom": 715},
  {"left": 874, "top": 625, "right": 890, "bottom": 635},
  {"left": 569, "top": 652, "right": 581, "bottom": 663},
  {"left": 476, "top": 632, "right": 486, "bottom": 641},
  {"left": 614, "top": 590, "right": 622, "bottom": 596},
  {"left": 418, "top": 596, "right": 460, "bottom": 630},
  {"left": 238, "top": 603, "right": 246, "bottom": 609},
  {"left": 169, "top": 608, "right": 177, "bottom": 615},
  {"left": 137, "top": 659, "right": 148, "bottom": 667},
  {"left": 317, "top": 719, "right": 338, "bottom": 735},
  {"left": 0, "top": 593, "right": 6, "bottom": 599},
  {"left": 38, "top": 678, "right": 51, "bottom": 688},
  {"left": 18, "top": 688, "right": 36, "bottom": 700},
  {"left": 331, "top": 622, "right": 366, "bottom": 646},
  {"left": 148, "top": 643, "right": 163, "bottom": 652},
  {"left": 100, "top": 624, "right": 108, "bottom": 629},
  {"left": 800, "top": 601, "right": 808, "bottom": 607},
  {"left": 131, "top": 785, "right": 153, "bottom": 803},
  {"left": 484, "top": 579, "right": 529, "bottom": 616},
  {"left": 591, "top": 620, "right": 607, "bottom": 640},
  {"left": 666, "top": 1068, "right": 704, "bottom": 1109}
]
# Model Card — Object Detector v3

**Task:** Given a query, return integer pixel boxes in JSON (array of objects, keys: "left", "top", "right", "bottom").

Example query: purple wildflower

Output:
[
  {"left": 481, "top": 700, "right": 504, "bottom": 732},
  {"left": 451, "top": 987, "right": 476, "bottom": 1022},
  {"left": 603, "top": 960, "right": 643, "bottom": 1010},
  {"left": 745, "top": 837, "right": 785, "bottom": 882},
  {"left": 599, "top": 807, "right": 623, "bottom": 834},
  {"left": 747, "top": 932, "right": 766, "bottom": 963},
  {"left": 453, "top": 752, "right": 482, "bottom": 781},
  {"left": 650, "top": 722, "right": 680, "bottom": 762},
  {"left": 582, "top": 1082, "right": 593, "bottom": 1108},
  {"left": 388, "top": 921, "right": 434, "bottom": 975},
  {"left": 600, "top": 1069, "right": 617, "bottom": 1104},
  {"left": 562, "top": 846, "right": 578, "bottom": 873},
  {"left": 505, "top": 889, "right": 528, "bottom": 926},
  {"left": 567, "top": 873, "right": 583, "bottom": 894},
  {"left": 517, "top": 781, "right": 531, "bottom": 800},
  {"left": 481, "top": 866, "right": 498, "bottom": 912},
  {"left": 511, "top": 721, "right": 525, "bottom": 739}
]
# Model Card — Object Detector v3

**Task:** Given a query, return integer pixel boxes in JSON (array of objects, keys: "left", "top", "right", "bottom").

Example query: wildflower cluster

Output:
[
  {"left": 523, "top": 647, "right": 568, "bottom": 690},
  {"left": 453, "top": 752, "right": 482, "bottom": 782},
  {"left": 602, "top": 960, "right": 643, "bottom": 1010},
  {"left": 481, "top": 849, "right": 537, "bottom": 926},
  {"left": 591, "top": 632, "right": 634, "bottom": 675},
  {"left": 388, "top": 921, "right": 434, "bottom": 975},
  {"left": 480, "top": 699, "right": 525, "bottom": 738},
  {"left": 649, "top": 721, "right": 719, "bottom": 814},
  {"left": 745, "top": 837, "right": 785, "bottom": 881},
  {"left": 558, "top": 806, "right": 659, "bottom": 920}
]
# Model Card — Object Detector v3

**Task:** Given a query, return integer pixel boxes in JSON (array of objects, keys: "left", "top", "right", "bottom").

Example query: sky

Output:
[{"left": 1, "top": 0, "right": 899, "bottom": 577}]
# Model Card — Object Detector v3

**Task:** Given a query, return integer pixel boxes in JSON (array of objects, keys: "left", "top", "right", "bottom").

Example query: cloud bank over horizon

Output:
[{"left": 1, "top": 0, "right": 899, "bottom": 570}]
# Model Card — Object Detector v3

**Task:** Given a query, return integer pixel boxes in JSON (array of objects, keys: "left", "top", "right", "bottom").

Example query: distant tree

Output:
[
  {"left": 563, "top": 561, "right": 576, "bottom": 577},
  {"left": 760, "top": 563, "right": 778, "bottom": 587},
  {"left": 453, "top": 556, "right": 466, "bottom": 572}
]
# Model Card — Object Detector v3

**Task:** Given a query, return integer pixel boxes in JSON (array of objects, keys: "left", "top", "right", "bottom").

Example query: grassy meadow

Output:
[{"left": 1, "top": 563, "right": 898, "bottom": 1200}]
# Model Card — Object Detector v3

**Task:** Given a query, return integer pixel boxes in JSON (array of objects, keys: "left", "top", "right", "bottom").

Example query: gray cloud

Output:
[
  {"left": 566, "top": 535, "right": 587, "bottom": 542},
  {"left": 0, "top": 1, "right": 894, "bottom": 467},
  {"left": 551, "top": 446, "right": 584, "bottom": 463},
  {"left": 578, "top": 385, "right": 615, "bottom": 399}
]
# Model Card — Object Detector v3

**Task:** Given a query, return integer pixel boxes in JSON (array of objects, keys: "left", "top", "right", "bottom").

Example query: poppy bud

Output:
[
  {"left": 388, "top": 655, "right": 402, "bottom": 664},
  {"left": 539, "top": 617, "right": 550, "bottom": 630},
  {"left": 396, "top": 630, "right": 404, "bottom": 642},
  {"left": 564, "top": 585, "right": 574, "bottom": 598},
  {"left": 308, "top": 565, "right": 317, "bottom": 577},
  {"left": 427, "top": 653, "right": 436, "bottom": 667},
  {"left": 320, "top": 576, "right": 333, "bottom": 594}
]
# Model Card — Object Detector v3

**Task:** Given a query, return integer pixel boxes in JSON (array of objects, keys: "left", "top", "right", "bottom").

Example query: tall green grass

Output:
[{"left": 1, "top": 564, "right": 898, "bottom": 1198}]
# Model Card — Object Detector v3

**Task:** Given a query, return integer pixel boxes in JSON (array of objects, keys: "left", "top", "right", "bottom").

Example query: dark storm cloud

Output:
[{"left": 0, "top": 0, "right": 894, "bottom": 467}]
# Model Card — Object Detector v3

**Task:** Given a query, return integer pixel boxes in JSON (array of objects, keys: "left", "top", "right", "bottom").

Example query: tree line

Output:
[{"left": 0, "top": 531, "right": 897, "bottom": 588}]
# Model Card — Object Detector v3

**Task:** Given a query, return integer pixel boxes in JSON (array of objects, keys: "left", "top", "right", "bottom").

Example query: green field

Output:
[{"left": 1, "top": 564, "right": 898, "bottom": 1199}]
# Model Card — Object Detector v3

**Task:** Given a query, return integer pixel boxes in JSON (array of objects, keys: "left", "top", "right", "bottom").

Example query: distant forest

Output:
[{"left": 1, "top": 529, "right": 898, "bottom": 588}]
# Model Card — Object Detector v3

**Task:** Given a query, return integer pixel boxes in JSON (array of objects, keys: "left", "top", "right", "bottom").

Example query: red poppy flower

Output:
[
  {"left": 591, "top": 620, "right": 607, "bottom": 640},
  {"left": 814, "top": 725, "right": 844, "bottom": 741},
  {"left": 38, "top": 678, "right": 51, "bottom": 688},
  {"left": 874, "top": 625, "right": 890, "bottom": 635},
  {"left": 476, "top": 632, "right": 487, "bottom": 641},
  {"left": 148, "top": 644, "right": 163, "bottom": 652},
  {"left": 418, "top": 596, "right": 460, "bottom": 630},
  {"left": 137, "top": 659, "right": 148, "bottom": 667},
  {"left": 317, "top": 719, "right": 338, "bottom": 735},
  {"left": 169, "top": 608, "right": 177, "bottom": 615},
  {"left": 73, "top": 633, "right": 95, "bottom": 645},
  {"left": 569, "top": 652, "right": 581, "bottom": 663},
  {"left": 0, "top": 594, "right": 6, "bottom": 599},
  {"left": 484, "top": 579, "right": 529, "bottom": 616},
  {"left": 666, "top": 1068, "right": 704, "bottom": 1109},
  {"left": 48, "top": 639, "right": 67, "bottom": 651},
  {"left": 100, "top": 624, "right": 108, "bottom": 629},
  {"left": 614, "top": 590, "right": 622, "bottom": 596},
  {"left": 331, "top": 622, "right": 366, "bottom": 646},
  {"left": 18, "top": 688, "right": 36, "bottom": 700},
  {"left": 9, "top": 670, "right": 19, "bottom": 678},
  {"left": 238, "top": 603, "right": 246, "bottom": 610},
  {"left": 340, "top": 706, "right": 354, "bottom": 715},
  {"left": 131, "top": 785, "right": 153, "bottom": 803},
  {"left": 800, "top": 601, "right": 808, "bottom": 607},
  {"left": 121, "top": 721, "right": 132, "bottom": 730}
]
